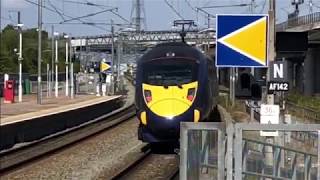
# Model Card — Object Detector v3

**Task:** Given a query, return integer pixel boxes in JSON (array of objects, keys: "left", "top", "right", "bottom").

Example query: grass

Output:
[
  {"left": 218, "top": 94, "right": 249, "bottom": 122},
  {"left": 287, "top": 93, "right": 320, "bottom": 111},
  {"left": 218, "top": 94, "right": 245, "bottom": 112}
]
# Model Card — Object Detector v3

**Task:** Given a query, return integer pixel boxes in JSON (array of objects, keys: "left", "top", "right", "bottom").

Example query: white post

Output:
[
  {"left": 4, "top": 74, "right": 9, "bottom": 88},
  {"left": 18, "top": 27, "right": 23, "bottom": 102},
  {"left": 229, "top": 68, "right": 235, "bottom": 105},
  {"left": 46, "top": 63, "right": 49, "bottom": 97},
  {"left": 96, "top": 84, "right": 100, "bottom": 96},
  {"left": 70, "top": 62, "right": 74, "bottom": 99},
  {"left": 102, "top": 83, "right": 106, "bottom": 96},
  {"left": 48, "top": 68, "right": 51, "bottom": 97},
  {"left": 65, "top": 39, "right": 69, "bottom": 96},
  {"left": 55, "top": 38, "right": 59, "bottom": 97},
  {"left": 37, "top": 0, "right": 42, "bottom": 104},
  {"left": 264, "top": 0, "right": 276, "bottom": 174}
]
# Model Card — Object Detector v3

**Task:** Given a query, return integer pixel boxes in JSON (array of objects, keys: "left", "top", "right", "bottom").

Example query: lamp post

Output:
[
  {"left": 51, "top": 25, "right": 54, "bottom": 96},
  {"left": 111, "top": 19, "right": 115, "bottom": 95},
  {"left": 115, "top": 27, "right": 135, "bottom": 93},
  {"left": 54, "top": 32, "right": 59, "bottom": 97},
  {"left": 70, "top": 41, "right": 74, "bottom": 99},
  {"left": 42, "top": 49, "right": 52, "bottom": 97},
  {"left": 64, "top": 35, "right": 69, "bottom": 97},
  {"left": 17, "top": 22, "right": 23, "bottom": 102},
  {"left": 37, "top": 0, "right": 42, "bottom": 104}
]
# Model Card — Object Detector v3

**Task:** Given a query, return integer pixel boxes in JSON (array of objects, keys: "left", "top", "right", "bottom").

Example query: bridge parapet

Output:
[{"left": 277, "top": 12, "right": 320, "bottom": 32}]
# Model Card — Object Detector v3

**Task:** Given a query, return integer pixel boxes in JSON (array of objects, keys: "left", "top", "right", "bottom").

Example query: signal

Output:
[{"left": 235, "top": 72, "right": 262, "bottom": 100}]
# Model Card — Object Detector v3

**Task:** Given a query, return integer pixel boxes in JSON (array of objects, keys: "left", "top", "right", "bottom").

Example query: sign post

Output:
[
  {"left": 100, "top": 60, "right": 112, "bottom": 96},
  {"left": 265, "top": 0, "right": 276, "bottom": 172}
]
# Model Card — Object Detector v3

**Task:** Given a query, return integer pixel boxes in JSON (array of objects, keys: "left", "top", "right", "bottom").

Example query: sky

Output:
[{"left": 1, "top": 0, "right": 319, "bottom": 37}]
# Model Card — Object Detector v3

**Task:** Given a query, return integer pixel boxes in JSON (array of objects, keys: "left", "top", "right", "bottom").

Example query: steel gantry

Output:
[{"left": 71, "top": 30, "right": 215, "bottom": 51}]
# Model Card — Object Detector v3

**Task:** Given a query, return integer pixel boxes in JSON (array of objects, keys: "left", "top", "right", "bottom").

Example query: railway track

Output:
[
  {"left": 110, "top": 145, "right": 179, "bottom": 180},
  {"left": 0, "top": 104, "right": 135, "bottom": 172}
]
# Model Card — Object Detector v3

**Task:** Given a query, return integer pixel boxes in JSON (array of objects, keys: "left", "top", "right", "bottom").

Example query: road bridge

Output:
[
  {"left": 71, "top": 29, "right": 215, "bottom": 52},
  {"left": 276, "top": 12, "right": 320, "bottom": 96}
]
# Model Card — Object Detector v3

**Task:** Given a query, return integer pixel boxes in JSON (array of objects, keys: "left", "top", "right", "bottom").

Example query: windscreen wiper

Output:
[{"left": 175, "top": 83, "right": 183, "bottom": 89}]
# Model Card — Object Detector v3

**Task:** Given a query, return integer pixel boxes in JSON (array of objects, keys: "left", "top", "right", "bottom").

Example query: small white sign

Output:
[
  {"left": 260, "top": 104, "right": 280, "bottom": 136},
  {"left": 101, "top": 83, "right": 107, "bottom": 96},
  {"left": 106, "top": 75, "right": 112, "bottom": 84}
]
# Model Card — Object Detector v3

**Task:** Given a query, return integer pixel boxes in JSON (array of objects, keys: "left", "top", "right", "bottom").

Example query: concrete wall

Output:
[
  {"left": 314, "top": 49, "right": 320, "bottom": 95},
  {"left": 0, "top": 97, "right": 123, "bottom": 151},
  {"left": 304, "top": 48, "right": 320, "bottom": 96}
]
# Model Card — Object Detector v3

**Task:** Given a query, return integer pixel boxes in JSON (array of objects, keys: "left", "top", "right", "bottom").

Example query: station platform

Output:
[
  {"left": 0, "top": 94, "right": 123, "bottom": 151},
  {"left": 1, "top": 95, "right": 120, "bottom": 126}
]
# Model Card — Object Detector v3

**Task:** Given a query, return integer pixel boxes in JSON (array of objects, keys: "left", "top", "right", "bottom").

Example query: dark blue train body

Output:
[{"left": 135, "top": 42, "right": 219, "bottom": 143}]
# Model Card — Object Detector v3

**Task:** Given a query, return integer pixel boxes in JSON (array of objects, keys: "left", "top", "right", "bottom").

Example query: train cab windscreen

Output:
[{"left": 142, "top": 58, "right": 198, "bottom": 86}]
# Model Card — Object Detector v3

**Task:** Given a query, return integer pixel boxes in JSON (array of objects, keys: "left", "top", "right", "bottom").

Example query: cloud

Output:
[{"left": 3, "top": 0, "right": 28, "bottom": 9}]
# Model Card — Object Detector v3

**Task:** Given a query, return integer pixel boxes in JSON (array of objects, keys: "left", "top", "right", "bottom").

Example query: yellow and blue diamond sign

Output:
[
  {"left": 100, "top": 61, "right": 112, "bottom": 73},
  {"left": 216, "top": 14, "right": 268, "bottom": 67}
]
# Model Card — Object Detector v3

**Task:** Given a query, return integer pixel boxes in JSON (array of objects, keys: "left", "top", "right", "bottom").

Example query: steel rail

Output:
[
  {"left": 110, "top": 150, "right": 179, "bottom": 180},
  {"left": 166, "top": 168, "right": 179, "bottom": 180},
  {"left": 109, "top": 144, "right": 152, "bottom": 179}
]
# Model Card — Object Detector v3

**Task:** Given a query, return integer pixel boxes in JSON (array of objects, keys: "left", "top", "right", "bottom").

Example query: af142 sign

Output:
[
  {"left": 268, "top": 82, "right": 289, "bottom": 93},
  {"left": 268, "top": 61, "right": 289, "bottom": 93}
]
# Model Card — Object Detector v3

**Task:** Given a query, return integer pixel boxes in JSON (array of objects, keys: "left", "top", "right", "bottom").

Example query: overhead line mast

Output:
[{"left": 131, "top": 0, "right": 147, "bottom": 31}]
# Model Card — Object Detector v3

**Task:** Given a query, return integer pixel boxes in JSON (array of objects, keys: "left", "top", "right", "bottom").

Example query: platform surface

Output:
[{"left": 0, "top": 94, "right": 120, "bottom": 126}]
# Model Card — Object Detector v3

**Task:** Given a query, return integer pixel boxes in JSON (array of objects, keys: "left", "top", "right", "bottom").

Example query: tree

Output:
[{"left": 0, "top": 25, "right": 80, "bottom": 75}]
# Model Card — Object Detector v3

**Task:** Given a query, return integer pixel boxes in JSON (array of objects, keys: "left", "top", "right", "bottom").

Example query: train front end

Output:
[{"left": 136, "top": 56, "right": 201, "bottom": 143}]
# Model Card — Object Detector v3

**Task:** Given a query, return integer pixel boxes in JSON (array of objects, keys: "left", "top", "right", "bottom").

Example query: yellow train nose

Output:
[
  {"left": 150, "top": 99, "right": 190, "bottom": 118},
  {"left": 142, "top": 82, "right": 198, "bottom": 118}
]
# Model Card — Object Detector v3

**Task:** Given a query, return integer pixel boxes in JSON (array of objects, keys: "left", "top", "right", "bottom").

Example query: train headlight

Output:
[
  {"left": 144, "top": 90, "right": 152, "bottom": 103},
  {"left": 166, "top": 116, "right": 174, "bottom": 120},
  {"left": 140, "top": 111, "right": 147, "bottom": 125},
  {"left": 187, "top": 88, "right": 196, "bottom": 102},
  {"left": 194, "top": 109, "right": 200, "bottom": 123}
]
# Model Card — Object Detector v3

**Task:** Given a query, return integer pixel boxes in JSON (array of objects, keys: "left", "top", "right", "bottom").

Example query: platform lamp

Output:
[
  {"left": 64, "top": 34, "right": 69, "bottom": 97},
  {"left": 70, "top": 36, "right": 74, "bottom": 99},
  {"left": 54, "top": 31, "right": 59, "bottom": 97},
  {"left": 16, "top": 23, "right": 24, "bottom": 102}
]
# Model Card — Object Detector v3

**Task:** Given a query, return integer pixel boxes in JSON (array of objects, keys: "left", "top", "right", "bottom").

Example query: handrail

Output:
[
  {"left": 277, "top": 12, "right": 320, "bottom": 31},
  {"left": 243, "top": 137, "right": 317, "bottom": 157}
]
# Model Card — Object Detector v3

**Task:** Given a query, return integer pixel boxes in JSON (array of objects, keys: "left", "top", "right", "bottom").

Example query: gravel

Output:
[
  {"left": 120, "top": 154, "right": 179, "bottom": 180},
  {"left": 1, "top": 118, "right": 142, "bottom": 180}
]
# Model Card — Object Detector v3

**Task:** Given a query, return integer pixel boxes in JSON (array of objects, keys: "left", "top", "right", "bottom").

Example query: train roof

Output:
[{"left": 138, "top": 42, "right": 206, "bottom": 63}]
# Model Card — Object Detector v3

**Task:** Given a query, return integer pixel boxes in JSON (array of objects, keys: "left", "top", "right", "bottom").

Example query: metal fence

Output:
[
  {"left": 180, "top": 122, "right": 225, "bottom": 180},
  {"left": 234, "top": 124, "right": 320, "bottom": 180},
  {"left": 180, "top": 122, "right": 320, "bottom": 180},
  {"left": 76, "top": 73, "right": 100, "bottom": 95},
  {"left": 30, "top": 81, "right": 65, "bottom": 94},
  {"left": 277, "top": 12, "right": 320, "bottom": 31}
]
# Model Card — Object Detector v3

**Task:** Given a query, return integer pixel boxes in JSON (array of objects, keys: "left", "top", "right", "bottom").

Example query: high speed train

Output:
[{"left": 135, "top": 42, "right": 219, "bottom": 143}]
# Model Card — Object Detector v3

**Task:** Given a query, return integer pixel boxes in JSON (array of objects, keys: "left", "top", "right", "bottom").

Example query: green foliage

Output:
[
  {"left": 287, "top": 93, "right": 320, "bottom": 111},
  {"left": 0, "top": 25, "right": 53, "bottom": 74}
]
